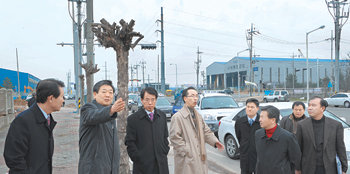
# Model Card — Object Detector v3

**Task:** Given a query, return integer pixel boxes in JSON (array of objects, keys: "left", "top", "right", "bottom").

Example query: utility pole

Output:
[
  {"left": 201, "top": 71, "right": 205, "bottom": 89},
  {"left": 140, "top": 61, "right": 146, "bottom": 85},
  {"left": 134, "top": 64, "right": 140, "bottom": 91},
  {"left": 130, "top": 64, "right": 134, "bottom": 93},
  {"left": 196, "top": 47, "right": 203, "bottom": 89},
  {"left": 246, "top": 23, "right": 259, "bottom": 96},
  {"left": 157, "top": 55, "right": 160, "bottom": 92},
  {"left": 292, "top": 53, "right": 295, "bottom": 92},
  {"left": 103, "top": 61, "right": 108, "bottom": 80},
  {"left": 85, "top": 0, "right": 96, "bottom": 102},
  {"left": 67, "top": 71, "right": 71, "bottom": 95},
  {"left": 156, "top": 7, "right": 165, "bottom": 94},
  {"left": 325, "top": 0, "right": 349, "bottom": 93},
  {"left": 16, "top": 48, "right": 20, "bottom": 98}
]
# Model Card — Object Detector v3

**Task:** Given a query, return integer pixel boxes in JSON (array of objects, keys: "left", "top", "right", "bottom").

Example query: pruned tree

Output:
[
  {"left": 80, "top": 62, "right": 100, "bottom": 102},
  {"left": 92, "top": 18, "right": 144, "bottom": 174},
  {"left": 79, "top": 74, "right": 85, "bottom": 108}
]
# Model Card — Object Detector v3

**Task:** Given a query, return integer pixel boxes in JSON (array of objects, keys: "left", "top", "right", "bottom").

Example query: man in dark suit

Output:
[
  {"left": 234, "top": 98, "right": 261, "bottom": 174},
  {"left": 296, "top": 96, "right": 348, "bottom": 174},
  {"left": 4, "top": 79, "right": 65, "bottom": 174},
  {"left": 78, "top": 80, "right": 125, "bottom": 174},
  {"left": 125, "top": 87, "right": 170, "bottom": 174},
  {"left": 255, "top": 105, "right": 301, "bottom": 174}
]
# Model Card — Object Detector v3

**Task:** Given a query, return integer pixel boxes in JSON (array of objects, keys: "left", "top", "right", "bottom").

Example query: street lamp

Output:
[
  {"left": 170, "top": 63, "right": 178, "bottom": 87},
  {"left": 306, "top": 25, "right": 325, "bottom": 102},
  {"left": 237, "top": 49, "right": 250, "bottom": 99}
]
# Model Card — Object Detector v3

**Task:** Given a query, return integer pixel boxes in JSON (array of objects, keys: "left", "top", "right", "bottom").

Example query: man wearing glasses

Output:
[
  {"left": 125, "top": 87, "right": 170, "bottom": 174},
  {"left": 169, "top": 87, "right": 224, "bottom": 174}
]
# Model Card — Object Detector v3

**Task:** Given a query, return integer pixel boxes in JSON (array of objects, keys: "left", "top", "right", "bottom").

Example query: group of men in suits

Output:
[
  {"left": 3, "top": 78, "right": 348, "bottom": 174},
  {"left": 235, "top": 96, "right": 348, "bottom": 174}
]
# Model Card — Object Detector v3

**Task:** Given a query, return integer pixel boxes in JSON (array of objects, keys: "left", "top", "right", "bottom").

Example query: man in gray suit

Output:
[{"left": 296, "top": 96, "right": 348, "bottom": 174}]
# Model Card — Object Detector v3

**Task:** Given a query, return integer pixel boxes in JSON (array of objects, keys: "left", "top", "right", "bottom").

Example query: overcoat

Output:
[
  {"left": 279, "top": 114, "right": 306, "bottom": 134},
  {"left": 4, "top": 103, "right": 57, "bottom": 174},
  {"left": 169, "top": 105, "right": 218, "bottom": 174},
  {"left": 255, "top": 126, "right": 301, "bottom": 174},
  {"left": 125, "top": 107, "right": 169, "bottom": 174},
  {"left": 296, "top": 116, "right": 348, "bottom": 174},
  {"left": 234, "top": 114, "right": 261, "bottom": 172},
  {"left": 78, "top": 100, "right": 120, "bottom": 174}
]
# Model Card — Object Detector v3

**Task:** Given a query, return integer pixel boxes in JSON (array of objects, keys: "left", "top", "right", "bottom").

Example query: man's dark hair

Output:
[
  {"left": 140, "top": 87, "right": 158, "bottom": 99},
  {"left": 182, "top": 86, "right": 197, "bottom": 102},
  {"left": 261, "top": 105, "right": 280, "bottom": 123},
  {"left": 36, "top": 79, "right": 65, "bottom": 104},
  {"left": 246, "top": 98, "right": 259, "bottom": 107},
  {"left": 310, "top": 96, "right": 328, "bottom": 109},
  {"left": 93, "top": 80, "right": 115, "bottom": 93},
  {"left": 292, "top": 101, "right": 306, "bottom": 110}
]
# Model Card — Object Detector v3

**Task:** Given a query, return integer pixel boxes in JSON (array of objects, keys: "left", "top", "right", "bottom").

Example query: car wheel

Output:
[
  {"left": 274, "top": 98, "right": 278, "bottom": 102},
  {"left": 224, "top": 134, "right": 239, "bottom": 159},
  {"left": 263, "top": 98, "right": 268, "bottom": 103},
  {"left": 344, "top": 101, "right": 350, "bottom": 108}
]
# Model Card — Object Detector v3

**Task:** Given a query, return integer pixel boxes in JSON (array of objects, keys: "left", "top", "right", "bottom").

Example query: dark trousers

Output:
[{"left": 314, "top": 165, "right": 325, "bottom": 174}]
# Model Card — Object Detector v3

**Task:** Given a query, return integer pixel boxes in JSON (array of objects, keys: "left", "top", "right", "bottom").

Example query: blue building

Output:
[
  {"left": 206, "top": 57, "right": 350, "bottom": 90},
  {"left": 0, "top": 68, "right": 40, "bottom": 98}
]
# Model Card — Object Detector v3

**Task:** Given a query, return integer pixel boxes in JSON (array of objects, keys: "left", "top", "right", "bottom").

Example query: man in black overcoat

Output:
[
  {"left": 4, "top": 79, "right": 65, "bottom": 174},
  {"left": 125, "top": 87, "right": 170, "bottom": 174},
  {"left": 234, "top": 98, "right": 261, "bottom": 174}
]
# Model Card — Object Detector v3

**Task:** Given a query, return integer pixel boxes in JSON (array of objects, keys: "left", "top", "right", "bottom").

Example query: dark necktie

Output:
[
  {"left": 149, "top": 113, "right": 154, "bottom": 121},
  {"left": 249, "top": 119, "right": 253, "bottom": 126}
]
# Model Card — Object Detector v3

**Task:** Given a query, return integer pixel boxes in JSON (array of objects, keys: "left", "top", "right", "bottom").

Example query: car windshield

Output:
[
  {"left": 156, "top": 97, "right": 171, "bottom": 107},
  {"left": 280, "top": 108, "right": 350, "bottom": 128},
  {"left": 201, "top": 96, "right": 239, "bottom": 109}
]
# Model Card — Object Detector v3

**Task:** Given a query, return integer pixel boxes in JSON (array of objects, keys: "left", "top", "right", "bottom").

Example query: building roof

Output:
[{"left": 236, "top": 56, "right": 350, "bottom": 62}]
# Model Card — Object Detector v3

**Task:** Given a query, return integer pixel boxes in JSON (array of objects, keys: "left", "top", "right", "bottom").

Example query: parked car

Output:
[
  {"left": 172, "top": 96, "right": 184, "bottom": 116},
  {"left": 196, "top": 93, "right": 240, "bottom": 136},
  {"left": 325, "top": 93, "right": 350, "bottom": 108},
  {"left": 218, "top": 102, "right": 350, "bottom": 165},
  {"left": 156, "top": 97, "right": 173, "bottom": 119},
  {"left": 263, "top": 90, "right": 289, "bottom": 102}
]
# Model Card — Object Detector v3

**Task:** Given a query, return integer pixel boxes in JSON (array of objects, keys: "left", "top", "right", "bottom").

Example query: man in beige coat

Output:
[{"left": 169, "top": 87, "right": 224, "bottom": 174}]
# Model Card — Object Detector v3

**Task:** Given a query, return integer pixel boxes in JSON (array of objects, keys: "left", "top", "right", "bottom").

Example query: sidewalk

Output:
[{"left": 0, "top": 107, "right": 235, "bottom": 174}]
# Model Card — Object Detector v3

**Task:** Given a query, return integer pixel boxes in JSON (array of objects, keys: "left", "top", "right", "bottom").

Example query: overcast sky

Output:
[{"left": 1, "top": 0, "right": 349, "bottom": 88}]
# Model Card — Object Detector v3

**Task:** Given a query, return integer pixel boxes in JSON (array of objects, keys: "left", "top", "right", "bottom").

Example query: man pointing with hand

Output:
[{"left": 78, "top": 80, "right": 125, "bottom": 174}]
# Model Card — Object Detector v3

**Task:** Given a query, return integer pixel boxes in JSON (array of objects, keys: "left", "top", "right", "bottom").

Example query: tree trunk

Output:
[
  {"left": 116, "top": 49, "right": 130, "bottom": 174},
  {"left": 79, "top": 74, "right": 85, "bottom": 109}
]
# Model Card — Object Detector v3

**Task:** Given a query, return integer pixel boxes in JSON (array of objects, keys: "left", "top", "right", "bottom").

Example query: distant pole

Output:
[
  {"left": 325, "top": 0, "right": 349, "bottom": 92},
  {"left": 306, "top": 25, "right": 325, "bottom": 102},
  {"left": 317, "top": 58, "right": 319, "bottom": 88},
  {"left": 292, "top": 53, "right": 295, "bottom": 93},
  {"left": 85, "top": 0, "right": 95, "bottom": 102},
  {"left": 246, "top": 23, "right": 259, "bottom": 96},
  {"left": 16, "top": 48, "right": 20, "bottom": 97},
  {"left": 196, "top": 47, "right": 203, "bottom": 89},
  {"left": 160, "top": 7, "right": 165, "bottom": 94},
  {"left": 331, "top": 31, "right": 334, "bottom": 92}
]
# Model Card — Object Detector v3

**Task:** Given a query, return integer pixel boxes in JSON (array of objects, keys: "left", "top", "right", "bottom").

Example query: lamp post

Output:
[
  {"left": 306, "top": 25, "right": 325, "bottom": 102},
  {"left": 237, "top": 49, "right": 250, "bottom": 99},
  {"left": 170, "top": 63, "right": 178, "bottom": 87}
]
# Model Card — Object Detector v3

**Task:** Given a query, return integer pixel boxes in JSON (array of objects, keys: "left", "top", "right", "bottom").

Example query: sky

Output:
[{"left": 1, "top": 0, "right": 350, "bottom": 88}]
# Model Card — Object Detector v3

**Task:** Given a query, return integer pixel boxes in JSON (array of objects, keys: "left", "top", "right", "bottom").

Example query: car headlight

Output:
[
  {"left": 347, "top": 151, "right": 350, "bottom": 161},
  {"left": 203, "top": 114, "right": 216, "bottom": 121}
]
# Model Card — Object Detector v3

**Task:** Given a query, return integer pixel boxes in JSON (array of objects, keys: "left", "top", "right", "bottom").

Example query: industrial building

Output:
[
  {"left": 206, "top": 57, "right": 350, "bottom": 90},
  {"left": 0, "top": 68, "right": 40, "bottom": 98}
]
